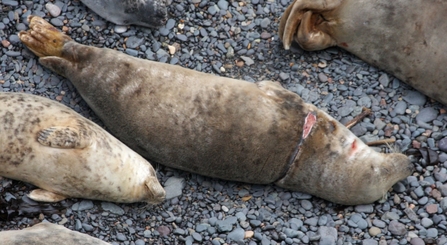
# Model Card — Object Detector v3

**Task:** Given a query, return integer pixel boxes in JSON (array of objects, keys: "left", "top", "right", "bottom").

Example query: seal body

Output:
[
  {"left": 19, "top": 16, "right": 413, "bottom": 205},
  {"left": 0, "top": 222, "right": 110, "bottom": 245},
  {"left": 279, "top": 0, "right": 447, "bottom": 106},
  {"left": 0, "top": 92, "right": 165, "bottom": 204},
  {"left": 80, "top": 0, "right": 167, "bottom": 27}
]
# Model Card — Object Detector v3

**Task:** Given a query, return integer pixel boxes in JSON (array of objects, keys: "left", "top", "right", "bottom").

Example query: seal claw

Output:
[
  {"left": 37, "top": 126, "right": 90, "bottom": 149},
  {"left": 18, "top": 16, "right": 72, "bottom": 57},
  {"left": 28, "top": 189, "right": 67, "bottom": 202}
]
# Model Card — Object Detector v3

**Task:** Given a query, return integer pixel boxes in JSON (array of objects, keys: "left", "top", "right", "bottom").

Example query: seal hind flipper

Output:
[
  {"left": 18, "top": 15, "right": 72, "bottom": 57},
  {"left": 37, "top": 126, "right": 91, "bottom": 149},
  {"left": 28, "top": 189, "right": 67, "bottom": 202}
]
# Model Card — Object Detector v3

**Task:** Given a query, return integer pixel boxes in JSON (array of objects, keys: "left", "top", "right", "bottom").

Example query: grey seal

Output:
[
  {"left": 279, "top": 0, "right": 447, "bottom": 106},
  {"left": 0, "top": 92, "right": 165, "bottom": 204},
  {"left": 19, "top": 16, "right": 413, "bottom": 205}
]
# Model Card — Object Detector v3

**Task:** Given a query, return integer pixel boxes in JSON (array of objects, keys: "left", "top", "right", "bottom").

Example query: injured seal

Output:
[
  {"left": 279, "top": 0, "right": 447, "bottom": 106},
  {"left": 80, "top": 0, "right": 167, "bottom": 28},
  {"left": 0, "top": 92, "right": 165, "bottom": 204},
  {"left": 19, "top": 16, "right": 413, "bottom": 205},
  {"left": 0, "top": 222, "right": 110, "bottom": 245}
]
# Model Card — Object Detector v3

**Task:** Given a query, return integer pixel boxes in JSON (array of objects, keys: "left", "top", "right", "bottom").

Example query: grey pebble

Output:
[
  {"left": 116, "top": 233, "right": 127, "bottom": 241},
  {"left": 240, "top": 56, "right": 254, "bottom": 66},
  {"left": 260, "top": 18, "right": 270, "bottom": 28},
  {"left": 348, "top": 214, "right": 368, "bottom": 229},
  {"left": 355, "top": 204, "right": 374, "bottom": 213},
  {"left": 372, "top": 219, "right": 386, "bottom": 228},
  {"left": 227, "top": 228, "right": 245, "bottom": 243},
  {"left": 192, "top": 232, "right": 202, "bottom": 242},
  {"left": 379, "top": 74, "right": 390, "bottom": 87},
  {"left": 410, "top": 238, "right": 425, "bottom": 245},
  {"left": 45, "top": 3, "right": 61, "bottom": 17},
  {"left": 416, "top": 107, "right": 438, "bottom": 123},
  {"left": 403, "top": 91, "right": 427, "bottom": 106},
  {"left": 217, "top": 0, "right": 229, "bottom": 10},
  {"left": 3, "top": 0, "right": 18, "bottom": 6},
  {"left": 114, "top": 25, "right": 127, "bottom": 34},
  {"left": 164, "top": 176, "right": 185, "bottom": 199},
  {"left": 300, "top": 200, "right": 313, "bottom": 210},
  {"left": 82, "top": 223, "right": 94, "bottom": 232},
  {"left": 135, "top": 240, "right": 145, "bottom": 245},
  {"left": 284, "top": 228, "right": 300, "bottom": 238},
  {"left": 363, "top": 239, "right": 379, "bottom": 245},
  {"left": 318, "top": 226, "right": 337, "bottom": 245},
  {"left": 426, "top": 228, "right": 438, "bottom": 238},
  {"left": 126, "top": 36, "right": 144, "bottom": 49},
  {"left": 382, "top": 211, "right": 400, "bottom": 220},
  {"left": 421, "top": 217, "right": 434, "bottom": 228},
  {"left": 318, "top": 73, "right": 328, "bottom": 82},
  {"left": 394, "top": 101, "right": 407, "bottom": 115},
  {"left": 8, "top": 34, "right": 20, "bottom": 44},
  {"left": 439, "top": 138, "right": 447, "bottom": 152},
  {"left": 72, "top": 200, "right": 94, "bottom": 211},
  {"left": 101, "top": 202, "right": 124, "bottom": 215},
  {"left": 388, "top": 220, "right": 407, "bottom": 236},
  {"left": 216, "top": 217, "right": 237, "bottom": 232},
  {"left": 304, "top": 217, "right": 318, "bottom": 227},
  {"left": 50, "top": 18, "right": 64, "bottom": 27}
]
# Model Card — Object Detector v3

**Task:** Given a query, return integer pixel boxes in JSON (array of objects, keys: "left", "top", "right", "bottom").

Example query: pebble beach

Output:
[{"left": 1, "top": 0, "right": 447, "bottom": 244}]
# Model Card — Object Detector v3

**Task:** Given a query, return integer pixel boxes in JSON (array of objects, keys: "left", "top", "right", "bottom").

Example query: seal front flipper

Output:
[
  {"left": 38, "top": 57, "right": 73, "bottom": 78},
  {"left": 28, "top": 189, "right": 67, "bottom": 202},
  {"left": 37, "top": 126, "right": 92, "bottom": 149},
  {"left": 18, "top": 15, "right": 72, "bottom": 57}
]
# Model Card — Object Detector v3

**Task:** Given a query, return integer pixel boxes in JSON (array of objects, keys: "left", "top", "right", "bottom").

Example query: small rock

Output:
[
  {"left": 164, "top": 176, "right": 185, "bottom": 199},
  {"left": 240, "top": 56, "right": 254, "bottom": 66},
  {"left": 410, "top": 237, "right": 425, "bottom": 245},
  {"left": 227, "top": 228, "right": 245, "bottom": 243},
  {"left": 369, "top": 227, "right": 381, "bottom": 236},
  {"left": 157, "top": 226, "right": 171, "bottom": 236},
  {"left": 426, "top": 204, "right": 438, "bottom": 214},
  {"left": 101, "top": 202, "right": 124, "bottom": 215},
  {"left": 403, "top": 91, "right": 426, "bottom": 106},
  {"left": 318, "top": 226, "right": 337, "bottom": 245},
  {"left": 72, "top": 200, "right": 94, "bottom": 211},
  {"left": 45, "top": 3, "right": 61, "bottom": 17},
  {"left": 416, "top": 107, "right": 438, "bottom": 123},
  {"left": 388, "top": 220, "right": 407, "bottom": 236},
  {"left": 318, "top": 73, "right": 328, "bottom": 82}
]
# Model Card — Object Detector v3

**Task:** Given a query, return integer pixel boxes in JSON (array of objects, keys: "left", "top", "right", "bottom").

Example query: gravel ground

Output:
[{"left": 1, "top": 0, "right": 447, "bottom": 244}]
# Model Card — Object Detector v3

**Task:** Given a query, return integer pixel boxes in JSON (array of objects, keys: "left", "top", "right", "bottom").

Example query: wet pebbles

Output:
[{"left": 1, "top": 0, "right": 447, "bottom": 244}]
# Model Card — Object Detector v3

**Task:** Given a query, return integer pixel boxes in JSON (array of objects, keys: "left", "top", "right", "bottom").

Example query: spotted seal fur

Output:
[
  {"left": 0, "top": 92, "right": 165, "bottom": 204},
  {"left": 0, "top": 222, "right": 110, "bottom": 245}
]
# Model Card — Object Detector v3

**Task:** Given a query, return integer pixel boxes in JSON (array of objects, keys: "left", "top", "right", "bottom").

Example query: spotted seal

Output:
[
  {"left": 279, "top": 0, "right": 447, "bottom": 106},
  {"left": 19, "top": 16, "right": 413, "bottom": 205},
  {"left": 0, "top": 222, "right": 110, "bottom": 245},
  {"left": 80, "top": 0, "right": 167, "bottom": 27},
  {"left": 0, "top": 92, "right": 165, "bottom": 204}
]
